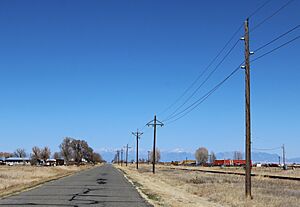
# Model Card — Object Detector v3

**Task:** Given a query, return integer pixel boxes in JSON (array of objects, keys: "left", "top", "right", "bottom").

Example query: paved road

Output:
[{"left": 0, "top": 164, "right": 152, "bottom": 207}]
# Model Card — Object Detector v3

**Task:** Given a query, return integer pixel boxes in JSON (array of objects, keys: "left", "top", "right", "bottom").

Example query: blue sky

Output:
[{"left": 0, "top": 0, "right": 299, "bottom": 159}]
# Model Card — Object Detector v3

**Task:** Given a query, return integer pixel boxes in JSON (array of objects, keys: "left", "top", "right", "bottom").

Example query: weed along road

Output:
[{"left": 0, "top": 164, "right": 151, "bottom": 207}]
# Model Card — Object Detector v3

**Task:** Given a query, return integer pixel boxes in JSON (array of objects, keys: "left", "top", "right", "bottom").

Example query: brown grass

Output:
[
  {"left": 117, "top": 164, "right": 300, "bottom": 207},
  {"left": 171, "top": 165, "right": 300, "bottom": 178},
  {"left": 0, "top": 165, "right": 93, "bottom": 198}
]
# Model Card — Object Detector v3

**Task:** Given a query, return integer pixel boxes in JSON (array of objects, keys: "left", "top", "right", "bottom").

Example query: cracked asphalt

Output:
[{"left": 0, "top": 164, "right": 152, "bottom": 207}]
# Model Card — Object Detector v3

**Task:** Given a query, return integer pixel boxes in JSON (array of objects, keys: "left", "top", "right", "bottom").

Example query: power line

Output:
[
  {"left": 254, "top": 24, "right": 300, "bottom": 52},
  {"left": 159, "top": 0, "right": 275, "bottom": 119},
  {"left": 158, "top": 24, "right": 243, "bottom": 117},
  {"left": 251, "top": 0, "right": 295, "bottom": 32},
  {"left": 164, "top": 33, "right": 300, "bottom": 125},
  {"left": 247, "top": 0, "right": 272, "bottom": 19},
  {"left": 163, "top": 39, "right": 241, "bottom": 121},
  {"left": 252, "top": 34, "right": 300, "bottom": 63},
  {"left": 164, "top": 62, "right": 244, "bottom": 125}
]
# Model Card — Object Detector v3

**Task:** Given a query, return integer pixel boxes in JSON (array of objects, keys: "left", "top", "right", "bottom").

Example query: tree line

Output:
[{"left": 0, "top": 137, "right": 103, "bottom": 165}]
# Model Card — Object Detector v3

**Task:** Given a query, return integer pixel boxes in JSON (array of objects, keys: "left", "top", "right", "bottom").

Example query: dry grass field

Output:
[
  {"left": 117, "top": 164, "right": 300, "bottom": 207},
  {"left": 170, "top": 165, "right": 300, "bottom": 178},
  {"left": 0, "top": 165, "right": 93, "bottom": 198}
]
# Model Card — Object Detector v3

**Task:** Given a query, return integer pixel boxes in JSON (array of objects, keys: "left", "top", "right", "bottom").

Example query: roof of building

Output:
[
  {"left": 5, "top": 157, "right": 30, "bottom": 161},
  {"left": 46, "top": 159, "right": 56, "bottom": 162}
]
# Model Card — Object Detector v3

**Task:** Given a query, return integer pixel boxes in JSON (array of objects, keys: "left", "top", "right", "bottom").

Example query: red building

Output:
[{"left": 213, "top": 159, "right": 250, "bottom": 166}]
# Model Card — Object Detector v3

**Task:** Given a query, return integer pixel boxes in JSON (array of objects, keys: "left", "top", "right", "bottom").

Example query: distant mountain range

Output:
[{"left": 98, "top": 148, "right": 300, "bottom": 164}]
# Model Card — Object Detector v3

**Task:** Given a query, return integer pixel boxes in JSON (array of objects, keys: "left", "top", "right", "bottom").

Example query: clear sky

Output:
[{"left": 0, "top": 0, "right": 299, "bottom": 158}]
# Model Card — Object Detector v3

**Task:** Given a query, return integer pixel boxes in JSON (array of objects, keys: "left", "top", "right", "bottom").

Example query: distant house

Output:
[
  {"left": 5, "top": 157, "right": 31, "bottom": 166},
  {"left": 46, "top": 159, "right": 56, "bottom": 166}
]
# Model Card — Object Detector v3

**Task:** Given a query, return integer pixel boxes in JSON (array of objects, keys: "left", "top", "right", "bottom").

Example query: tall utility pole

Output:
[
  {"left": 117, "top": 150, "right": 120, "bottom": 165},
  {"left": 147, "top": 115, "right": 164, "bottom": 174},
  {"left": 121, "top": 148, "right": 124, "bottom": 166},
  {"left": 282, "top": 144, "right": 286, "bottom": 169},
  {"left": 125, "top": 144, "right": 131, "bottom": 167},
  {"left": 132, "top": 129, "right": 143, "bottom": 169},
  {"left": 242, "top": 18, "right": 252, "bottom": 199},
  {"left": 147, "top": 151, "right": 150, "bottom": 165}
]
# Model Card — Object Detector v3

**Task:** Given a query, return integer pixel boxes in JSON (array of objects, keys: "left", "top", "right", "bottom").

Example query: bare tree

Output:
[
  {"left": 195, "top": 147, "right": 208, "bottom": 165},
  {"left": 71, "top": 139, "right": 84, "bottom": 165},
  {"left": 14, "top": 148, "right": 27, "bottom": 158},
  {"left": 31, "top": 146, "right": 41, "bottom": 165},
  {"left": 80, "top": 140, "right": 94, "bottom": 162},
  {"left": 149, "top": 148, "right": 161, "bottom": 163},
  {"left": 210, "top": 151, "right": 216, "bottom": 163},
  {"left": 53, "top": 152, "right": 61, "bottom": 159},
  {"left": 233, "top": 151, "right": 243, "bottom": 160},
  {"left": 0, "top": 152, "right": 13, "bottom": 158},
  {"left": 60, "top": 137, "right": 73, "bottom": 165},
  {"left": 91, "top": 152, "right": 102, "bottom": 164},
  {"left": 40, "top": 147, "right": 51, "bottom": 162}
]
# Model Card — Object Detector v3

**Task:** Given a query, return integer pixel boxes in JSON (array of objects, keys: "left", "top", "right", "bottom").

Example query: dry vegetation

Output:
[
  {"left": 0, "top": 165, "right": 93, "bottom": 198},
  {"left": 170, "top": 165, "right": 300, "bottom": 178},
  {"left": 117, "top": 164, "right": 300, "bottom": 207}
]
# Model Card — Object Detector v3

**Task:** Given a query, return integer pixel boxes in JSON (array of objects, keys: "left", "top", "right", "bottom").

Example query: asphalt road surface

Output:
[{"left": 0, "top": 164, "right": 152, "bottom": 207}]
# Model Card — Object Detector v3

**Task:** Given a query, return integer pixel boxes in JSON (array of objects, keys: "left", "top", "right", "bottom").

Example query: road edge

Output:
[{"left": 115, "top": 166, "right": 156, "bottom": 207}]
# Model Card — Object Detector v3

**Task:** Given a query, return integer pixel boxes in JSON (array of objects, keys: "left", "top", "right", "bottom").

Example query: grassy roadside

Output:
[
  {"left": 0, "top": 165, "right": 97, "bottom": 198},
  {"left": 117, "top": 166, "right": 162, "bottom": 206},
  {"left": 116, "top": 164, "right": 300, "bottom": 207},
  {"left": 115, "top": 164, "right": 222, "bottom": 207}
]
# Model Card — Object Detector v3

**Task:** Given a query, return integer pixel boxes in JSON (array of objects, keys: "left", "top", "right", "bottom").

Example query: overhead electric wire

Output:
[
  {"left": 247, "top": 0, "right": 272, "bottom": 19},
  {"left": 159, "top": 0, "right": 274, "bottom": 120},
  {"left": 164, "top": 33, "right": 300, "bottom": 125},
  {"left": 164, "top": 62, "right": 244, "bottom": 125},
  {"left": 138, "top": 0, "right": 296, "bottom": 129},
  {"left": 254, "top": 24, "right": 300, "bottom": 52},
  {"left": 251, "top": 0, "right": 295, "bottom": 32},
  {"left": 252, "top": 34, "right": 300, "bottom": 63},
  {"left": 157, "top": 23, "right": 243, "bottom": 117},
  {"left": 162, "top": 39, "right": 241, "bottom": 122}
]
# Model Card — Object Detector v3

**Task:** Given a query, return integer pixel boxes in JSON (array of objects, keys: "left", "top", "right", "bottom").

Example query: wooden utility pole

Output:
[
  {"left": 132, "top": 129, "right": 143, "bottom": 169},
  {"left": 147, "top": 151, "right": 150, "bottom": 165},
  {"left": 121, "top": 148, "right": 123, "bottom": 166},
  {"left": 117, "top": 150, "right": 120, "bottom": 165},
  {"left": 147, "top": 115, "right": 164, "bottom": 174},
  {"left": 125, "top": 144, "right": 131, "bottom": 167},
  {"left": 282, "top": 144, "right": 286, "bottom": 169},
  {"left": 243, "top": 18, "right": 252, "bottom": 199}
]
